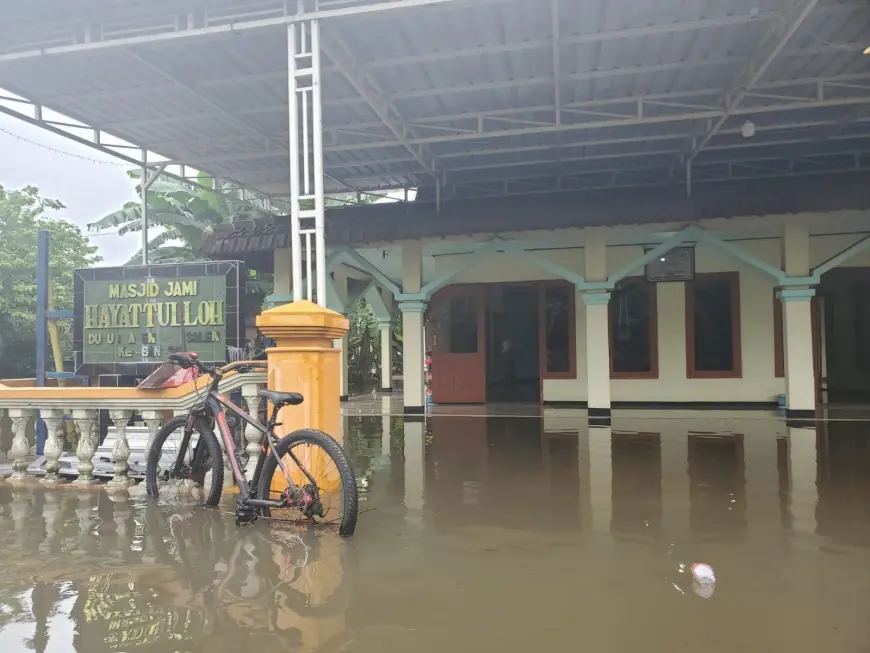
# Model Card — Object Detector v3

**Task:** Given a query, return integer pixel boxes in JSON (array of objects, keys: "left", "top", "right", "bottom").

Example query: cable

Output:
[{"left": 0, "top": 126, "right": 129, "bottom": 166}]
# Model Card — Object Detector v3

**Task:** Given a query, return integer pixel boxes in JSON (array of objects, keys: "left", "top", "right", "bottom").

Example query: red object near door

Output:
[{"left": 430, "top": 285, "right": 486, "bottom": 403}]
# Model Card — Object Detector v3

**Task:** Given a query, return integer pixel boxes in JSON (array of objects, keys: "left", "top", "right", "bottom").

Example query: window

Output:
[
  {"left": 538, "top": 282, "right": 575, "bottom": 378},
  {"left": 773, "top": 291, "right": 784, "bottom": 378},
  {"left": 443, "top": 295, "right": 479, "bottom": 353},
  {"left": 685, "top": 272, "right": 742, "bottom": 378},
  {"left": 609, "top": 277, "right": 658, "bottom": 378}
]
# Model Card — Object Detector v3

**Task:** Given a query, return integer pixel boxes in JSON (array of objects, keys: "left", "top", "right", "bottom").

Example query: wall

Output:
[{"left": 426, "top": 218, "right": 870, "bottom": 404}]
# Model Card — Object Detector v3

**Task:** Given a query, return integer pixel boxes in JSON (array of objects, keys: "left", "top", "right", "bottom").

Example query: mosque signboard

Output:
[{"left": 73, "top": 261, "right": 245, "bottom": 377}]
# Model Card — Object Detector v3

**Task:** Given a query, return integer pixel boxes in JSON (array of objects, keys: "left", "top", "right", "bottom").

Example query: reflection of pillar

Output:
[
  {"left": 382, "top": 396, "right": 392, "bottom": 457},
  {"left": 743, "top": 427, "right": 780, "bottom": 540},
  {"left": 380, "top": 320, "right": 393, "bottom": 392},
  {"left": 587, "top": 425, "right": 612, "bottom": 535},
  {"left": 788, "top": 426, "right": 818, "bottom": 536},
  {"left": 403, "top": 418, "right": 425, "bottom": 528},
  {"left": 660, "top": 430, "right": 689, "bottom": 537}
]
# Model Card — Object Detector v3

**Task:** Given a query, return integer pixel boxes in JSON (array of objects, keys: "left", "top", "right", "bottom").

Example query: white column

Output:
[
  {"left": 380, "top": 319, "right": 393, "bottom": 391},
  {"left": 287, "top": 16, "right": 326, "bottom": 304},
  {"left": 403, "top": 418, "right": 425, "bottom": 528},
  {"left": 401, "top": 241, "right": 426, "bottom": 414},
  {"left": 587, "top": 425, "right": 612, "bottom": 536},
  {"left": 788, "top": 426, "right": 818, "bottom": 537},
  {"left": 779, "top": 290, "right": 817, "bottom": 416},
  {"left": 583, "top": 229, "right": 611, "bottom": 421},
  {"left": 268, "top": 247, "right": 294, "bottom": 306},
  {"left": 780, "top": 220, "right": 816, "bottom": 417},
  {"left": 338, "top": 330, "right": 349, "bottom": 400}
]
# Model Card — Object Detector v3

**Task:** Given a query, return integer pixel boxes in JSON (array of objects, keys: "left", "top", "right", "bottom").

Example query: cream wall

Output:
[{"left": 428, "top": 224, "right": 870, "bottom": 404}]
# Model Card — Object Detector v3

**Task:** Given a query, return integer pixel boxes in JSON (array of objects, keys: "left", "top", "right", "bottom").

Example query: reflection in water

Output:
[{"left": 1, "top": 416, "right": 870, "bottom": 651}]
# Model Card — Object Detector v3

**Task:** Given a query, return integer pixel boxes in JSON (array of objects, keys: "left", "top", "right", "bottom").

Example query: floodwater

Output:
[{"left": 2, "top": 412, "right": 870, "bottom": 652}]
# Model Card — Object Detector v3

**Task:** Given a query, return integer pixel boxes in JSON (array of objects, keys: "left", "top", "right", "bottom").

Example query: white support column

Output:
[
  {"left": 287, "top": 11, "right": 326, "bottom": 305},
  {"left": 379, "top": 319, "right": 393, "bottom": 392},
  {"left": 582, "top": 229, "right": 611, "bottom": 423},
  {"left": 401, "top": 241, "right": 426, "bottom": 414},
  {"left": 267, "top": 247, "right": 294, "bottom": 306},
  {"left": 780, "top": 221, "right": 816, "bottom": 418}
]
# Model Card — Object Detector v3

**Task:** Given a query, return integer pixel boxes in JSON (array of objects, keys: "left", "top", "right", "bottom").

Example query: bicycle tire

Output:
[
  {"left": 257, "top": 429, "right": 359, "bottom": 537},
  {"left": 145, "top": 414, "right": 224, "bottom": 507}
]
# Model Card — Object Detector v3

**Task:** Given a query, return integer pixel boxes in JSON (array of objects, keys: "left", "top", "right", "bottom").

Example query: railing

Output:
[{"left": 0, "top": 367, "right": 267, "bottom": 488}]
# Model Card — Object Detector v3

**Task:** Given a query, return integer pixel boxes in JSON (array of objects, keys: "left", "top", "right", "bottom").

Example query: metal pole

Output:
[
  {"left": 287, "top": 23, "right": 303, "bottom": 298},
  {"left": 35, "top": 230, "right": 49, "bottom": 387},
  {"left": 311, "top": 18, "right": 327, "bottom": 306},
  {"left": 141, "top": 163, "right": 149, "bottom": 265}
]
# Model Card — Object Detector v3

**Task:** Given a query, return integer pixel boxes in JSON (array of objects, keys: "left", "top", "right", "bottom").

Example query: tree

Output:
[
  {"left": 88, "top": 170, "right": 273, "bottom": 265},
  {"left": 0, "top": 185, "right": 101, "bottom": 378}
]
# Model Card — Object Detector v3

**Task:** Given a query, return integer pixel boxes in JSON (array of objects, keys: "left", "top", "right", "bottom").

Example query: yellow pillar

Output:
[{"left": 256, "top": 300, "right": 349, "bottom": 441}]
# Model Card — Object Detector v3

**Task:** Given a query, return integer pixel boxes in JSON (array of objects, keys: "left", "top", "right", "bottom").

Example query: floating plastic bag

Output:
[{"left": 690, "top": 562, "right": 716, "bottom": 599}]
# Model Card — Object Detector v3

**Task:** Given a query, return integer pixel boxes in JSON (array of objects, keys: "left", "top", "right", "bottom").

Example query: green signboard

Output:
[
  {"left": 74, "top": 261, "right": 244, "bottom": 377},
  {"left": 82, "top": 275, "right": 227, "bottom": 365}
]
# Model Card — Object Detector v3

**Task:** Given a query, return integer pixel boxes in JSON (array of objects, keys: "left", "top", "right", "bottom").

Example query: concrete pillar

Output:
[
  {"left": 379, "top": 319, "right": 393, "bottom": 392},
  {"left": 584, "top": 293, "right": 612, "bottom": 422},
  {"left": 788, "top": 426, "right": 818, "bottom": 538},
  {"left": 265, "top": 248, "right": 294, "bottom": 306},
  {"left": 583, "top": 229, "right": 611, "bottom": 423},
  {"left": 780, "top": 221, "right": 816, "bottom": 419},
  {"left": 401, "top": 241, "right": 426, "bottom": 414}
]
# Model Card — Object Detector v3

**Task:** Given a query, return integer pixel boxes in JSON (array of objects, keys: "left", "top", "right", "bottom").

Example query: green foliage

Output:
[
  {"left": 88, "top": 170, "right": 273, "bottom": 265},
  {"left": 0, "top": 185, "right": 101, "bottom": 378},
  {"left": 347, "top": 299, "right": 381, "bottom": 393}
]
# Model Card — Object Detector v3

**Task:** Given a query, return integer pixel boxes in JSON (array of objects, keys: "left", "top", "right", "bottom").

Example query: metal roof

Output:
[{"left": 1, "top": 0, "right": 869, "bottom": 201}]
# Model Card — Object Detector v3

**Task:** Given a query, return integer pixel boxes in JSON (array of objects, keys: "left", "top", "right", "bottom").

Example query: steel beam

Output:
[
  {"left": 321, "top": 34, "right": 437, "bottom": 181},
  {"left": 688, "top": 0, "right": 820, "bottom": 162}
]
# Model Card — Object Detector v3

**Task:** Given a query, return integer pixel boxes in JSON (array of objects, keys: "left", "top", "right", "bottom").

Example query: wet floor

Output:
[{"left": 2, "top": 412, "right": 870, "bottom": 652}]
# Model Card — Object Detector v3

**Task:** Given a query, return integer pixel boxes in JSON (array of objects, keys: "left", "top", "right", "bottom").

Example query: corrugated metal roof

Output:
[{"left": 0, "top": 0, "right": 868, "bottom": 199}]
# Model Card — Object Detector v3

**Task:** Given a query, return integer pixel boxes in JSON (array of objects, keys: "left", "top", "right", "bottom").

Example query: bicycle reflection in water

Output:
[{"left": 0, "top": 488, "right": 356, "bottom": 653}]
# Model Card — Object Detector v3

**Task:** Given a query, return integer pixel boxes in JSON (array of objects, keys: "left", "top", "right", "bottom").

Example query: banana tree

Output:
[{"left": 88, "top": 170, "right": 273, "bottom": 265}]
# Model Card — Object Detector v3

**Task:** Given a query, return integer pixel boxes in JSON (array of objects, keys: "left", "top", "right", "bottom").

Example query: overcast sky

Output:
[{"left": 0, "top": 113, "right": 139, "bottom": 266}]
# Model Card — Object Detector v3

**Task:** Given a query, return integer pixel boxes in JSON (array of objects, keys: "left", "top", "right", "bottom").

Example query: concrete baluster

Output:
[
  {"left": 8, "top": 408, "right": 35, "bottom": 483},
  {"left": 242, "top": 382, "right": 263, "bottom": 478},
  {"left": 108, "top": 409, "right": 135, "bottom": 487},
  {"left": 141, "top": 410, "right": 163, "bottom": 457},
  {"left": 73, "top": 409, "right": 98, "bottom": 486},
  {"left": 40, "top": 408, "right": 66, "bottom": 485},
  {"left": 0, "top": 408, "right": 6, "bottom": 472}
]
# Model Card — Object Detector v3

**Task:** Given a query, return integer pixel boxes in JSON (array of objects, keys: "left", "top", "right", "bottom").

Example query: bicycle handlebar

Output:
[{"left": 168, "top": 353, "right": 266, "bottom": 377}]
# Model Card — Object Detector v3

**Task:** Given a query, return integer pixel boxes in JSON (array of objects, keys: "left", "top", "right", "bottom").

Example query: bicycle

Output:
[{"left": 145, "top": 352, "right": 358, "bottom": 537}]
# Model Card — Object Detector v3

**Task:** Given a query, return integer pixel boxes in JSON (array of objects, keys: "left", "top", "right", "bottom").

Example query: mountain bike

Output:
[{"left": 145, "top": 353, "right": 358, "bottom": 537}]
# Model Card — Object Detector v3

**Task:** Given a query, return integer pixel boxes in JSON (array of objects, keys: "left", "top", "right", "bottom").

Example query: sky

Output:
[{"left": 0, "top": 113, "right": 140, "bottom": 266}]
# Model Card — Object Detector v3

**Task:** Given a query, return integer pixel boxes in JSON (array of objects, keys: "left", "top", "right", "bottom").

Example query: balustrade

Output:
[{"left": 0, "top": 368, "right": 266, "bottom": 489}]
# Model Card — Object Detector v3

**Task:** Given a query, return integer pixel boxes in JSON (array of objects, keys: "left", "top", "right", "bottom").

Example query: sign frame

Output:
[
  {"left": 73, "top": 260, "right": 245, "bottom": 378},
  {"left": 644, "top": 246, "right": 695, "bottom": 283}
]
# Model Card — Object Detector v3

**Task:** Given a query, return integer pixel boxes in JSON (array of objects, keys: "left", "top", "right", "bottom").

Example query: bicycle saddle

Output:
[{"left": 259, "top": 389, "right": 304, "bottom": 406}]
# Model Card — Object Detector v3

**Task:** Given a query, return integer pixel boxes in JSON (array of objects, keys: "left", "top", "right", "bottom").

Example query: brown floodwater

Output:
[{"left": 2, "top": 413, "right": 870, "bottom": 652}]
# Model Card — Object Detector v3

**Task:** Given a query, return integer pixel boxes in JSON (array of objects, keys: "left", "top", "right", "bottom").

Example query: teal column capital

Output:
[
  {"left": 582, "top": 291, "right": 612, "bottom": 307},
  {"left": 776, "top": 287, "right": 816, "bottom": 302},
  {"left": 399, "top": 300, "right": 428, "bottom": 314}
]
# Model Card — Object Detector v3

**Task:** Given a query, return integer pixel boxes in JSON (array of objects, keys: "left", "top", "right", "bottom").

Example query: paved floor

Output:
[{"left": 1, "top": 406, "right": 869, "bottom": 651}]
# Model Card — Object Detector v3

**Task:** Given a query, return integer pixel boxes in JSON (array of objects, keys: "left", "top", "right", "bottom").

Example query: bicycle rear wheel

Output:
[
  {"left": 145, "top": 414, "right": 224, "bottom": 506},
  {"left": 257, "top": 429, "right": 358, "bottom": 537}
]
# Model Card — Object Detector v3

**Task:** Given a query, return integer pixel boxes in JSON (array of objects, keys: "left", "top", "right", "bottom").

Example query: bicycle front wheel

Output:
[
  {"left": 257, "top": 429, "right": 358, "bottom": 537},
  {"left": 145, "top": 414, "right": 224, "bottom": 506}
]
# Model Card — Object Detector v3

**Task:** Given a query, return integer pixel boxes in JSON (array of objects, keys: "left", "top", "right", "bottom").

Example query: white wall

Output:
[{"left": 424, "top": 216, "right": 870, "bottom": 404}]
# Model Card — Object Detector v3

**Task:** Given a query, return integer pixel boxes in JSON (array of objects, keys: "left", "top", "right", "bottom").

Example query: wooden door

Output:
[{"left": 430, "top": 285, "right": 486, "bottom": 403}]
